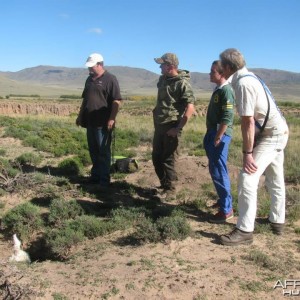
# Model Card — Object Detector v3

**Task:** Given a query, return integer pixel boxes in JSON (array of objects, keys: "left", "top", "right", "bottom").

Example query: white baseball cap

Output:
[{"left": 85, "top": 53, "right": 104, "bottom": 67}]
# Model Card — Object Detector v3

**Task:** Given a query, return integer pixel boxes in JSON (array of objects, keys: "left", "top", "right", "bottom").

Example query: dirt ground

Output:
[{"left": 0, "top": 137, "right": 299, "bottom": 300}]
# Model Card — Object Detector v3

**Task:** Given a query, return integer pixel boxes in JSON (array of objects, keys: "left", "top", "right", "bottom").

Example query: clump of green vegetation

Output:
[
  {"left": 48, "top": 198, "right": 84, "bottom": 227},
  {"left": 45, "top": 225, "right": 85, "bottom": 259},
  {"left": 16, "top": 152, "right": 42, "bottom": 166},
  {"left": 135, "top": 209, "right": 192, "bottom": 243},
  {"left": 286, "top": 187, "right": 300, "bottom": 223},
  {"left": 242, "top": 249, "right": 298, "bottom": 275},
  {"left": 156, "top": 209, "right": 192, "bottom": 241},
  {"left": 0, "top": 157, "right": 20, "bottom": 179},
  {"left": 2, "top": 202, "right": 43, "bottom": 242},
  {"left": 57, "top": 157, "right": 84, "bottom": 176},
  {"left": 45, "top": 207, "right": 147, "bottom": 259},
  {"left": 294, "top": 227, "right": 300, "bottom": 234},
  {"left": 59, "top": 94, "right": 82, "bottom": 99},
  {"left": 135, "top": 217, "right": 161, "bottom": 243},
  {"left": 52, "top": 293, "right": 69, "bottom": 300},
  {"left": 8, "top": 94, "right": 40, "bottom": 98},
  {"left": 69, "top": 215, "right": 111, "bottom": 239},
  {"left": 288, "top": 203, "right": 300, "bottom": 223},
  {"left": 239, "top": 280, "right": 267, "bottom": 293},
  {"left": 113, "top": 128, "right": 140, "bottom": 157},
  {"left": 109, "top": 207, "right": 146, "bottom": 230}
]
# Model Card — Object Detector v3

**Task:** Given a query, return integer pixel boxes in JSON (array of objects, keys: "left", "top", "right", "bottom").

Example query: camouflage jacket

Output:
[{"left": 153, "top": 70, "right": 195, "bottom": 125}]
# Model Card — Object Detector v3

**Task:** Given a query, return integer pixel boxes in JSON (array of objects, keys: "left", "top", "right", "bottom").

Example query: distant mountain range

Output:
[{"left": 1, "top": 65, "right": 300, "bottom": 101}]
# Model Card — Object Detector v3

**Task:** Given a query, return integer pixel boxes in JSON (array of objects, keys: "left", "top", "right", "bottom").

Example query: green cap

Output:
[{"left": 154, "top": 53, "right": 179, "bottom": 66}]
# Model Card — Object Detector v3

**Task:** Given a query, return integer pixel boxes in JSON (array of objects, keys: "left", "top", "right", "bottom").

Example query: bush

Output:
[
  {"left": 110, "top": 207, "right": 146, "bottom": 230},
  {"left": 156, "top": 210, "right": 192, "bottom": 241},
  {"left": 135, "top": 209, "right": 192, "bottom": 243},
  {"left": 135, "top": 217, "right": 161, "bottom": 243},
  {"left": 76, "top": 151, "right": 91, "bottom": 166},
  {"left": 60, "top": 95, "right": 82, "bottom": 99},
  {"left": 2, "top": 202, "right": 43, "bottom": 241},
  {"left": 0, "top": 158, "right": 20, "bottom": 179},
  {"left": 16, "top": 152, "right": 42, "bottom": 166},
  {"left": 45, "top": 226, "right": 85, "bottom": 259},
  {"left": 69, "top": 215, "right": 111, "bottom": 239},
  {"left": 48, "top": 198, "right": 84, "bottom": 227},
  {"left": 57, "top": 157, "right": 83, "bottom": 176}
]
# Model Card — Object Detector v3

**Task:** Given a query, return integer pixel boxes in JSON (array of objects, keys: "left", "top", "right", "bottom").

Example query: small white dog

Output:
[{"left": 9, "top": 234, "right": 31, "bottom": 263}]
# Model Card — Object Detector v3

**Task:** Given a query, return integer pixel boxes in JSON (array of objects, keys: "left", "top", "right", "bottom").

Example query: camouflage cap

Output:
[{"left": 154, "top": 53, "right": 179, "bottom": 66}]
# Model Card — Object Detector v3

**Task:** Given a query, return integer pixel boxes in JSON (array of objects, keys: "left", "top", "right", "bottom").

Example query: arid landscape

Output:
[{"left": 0, "top": 97, "right": 299, "bottom": 300}]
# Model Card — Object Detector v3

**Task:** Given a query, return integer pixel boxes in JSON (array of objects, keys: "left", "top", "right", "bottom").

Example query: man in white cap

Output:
[{"left": 76, "top": 53, "right": 122, "bottom": 188}]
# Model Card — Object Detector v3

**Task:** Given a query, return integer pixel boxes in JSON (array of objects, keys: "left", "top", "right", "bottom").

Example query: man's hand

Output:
[
  {"left": 166, "top": 127, "right": 180, "bottom": 138},
  {"left": 214, "top": 136, "right": 222, "bottom": 147},
  {"left": 107, "top": 119, "right": 115, "bottom": 131},
  {"left": 243, "top": 154, "right": 258, "bottom": 174},
  {"left": 76, "top": 116, "right": 81, "bottom": 126}
]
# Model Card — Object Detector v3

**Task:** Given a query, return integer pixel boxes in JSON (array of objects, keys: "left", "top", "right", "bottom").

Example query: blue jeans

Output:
[
  {"left": 86, "top": 127, "right": 111, "bottom": 186},
  {"left": 204, "top": 130, "right": 233, "bottom": 214}
]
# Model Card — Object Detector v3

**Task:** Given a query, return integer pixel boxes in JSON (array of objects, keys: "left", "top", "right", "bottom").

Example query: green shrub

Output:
[
  {"left": 113, "top": 129, "right": 139, "bottom": 156},
  {"left": 288, "top": 204, "right": 300, "bottom": 223},
  {"left": 135, "top": 217, "right": 161, "bottom": 243},
  {"left": 76, "top": 151, "right": 91, "bottom": 166},
  {"left": 0, "top": 116, "right": 17, "bottom": 127},
  {"left": 156, "top": 209, "right": 192, "bottom": 241},
  {"left": 23, "top": 135, "right": 48, "bottom": 150},
  {"left": 0, "top": 148, "right": 6, "bottom": 156},
  {"left": 16, "top": 152, "right": 42, "bottom": 166},
  {"left": 69, "top": 215, "right": 111, "bottom": 239},
  {"left": 60, "top": 94, "right": 82, "bottom": 99},
  {"left": 2, "top": 202, "right": 43, "bottom": 241},
  {"left": 0, "top": 157, "right": 20, "bottom": 178},
  {"left": 135, "top": 210, "right": 191, "bottom": 243},
  {"left": 242, "top": 249, "right": 289, "bottom": 274},
  {"left": 110, "top": 207, "right": 146, "bottom": 230},
  {"left": 48, "top": 198, "right": 84, "bottom": 227},
  {"left": 45, "top": 226, "right": 85, "bottom": 259},
  {"left": 57, "top": 157, "right": 83, "bottom": 176}
]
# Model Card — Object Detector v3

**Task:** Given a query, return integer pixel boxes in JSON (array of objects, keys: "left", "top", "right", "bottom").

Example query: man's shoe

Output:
[
  {"left": 209, "top": 210, "right": 234, "bottom": 224},
  {"left": 87, "top": 178, "right": 100, "bottom": 184},
  {"left": 158, "top": 188, "right": 176, "bottom": 200},
  {"left": 270, "top": 222, "right": 284, "bottom": 235},
  {"left": 220, "top": 228, "right": 253, "bottom": 246}
]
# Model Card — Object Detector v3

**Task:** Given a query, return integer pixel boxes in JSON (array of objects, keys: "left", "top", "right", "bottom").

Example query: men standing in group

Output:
[
  {"left": 152, "top": 53, "right": 195, "bottom": 197},
  {"left": 76, "top": 53, "right": 122, "bottom": 188},
  {"left": 219, "top": 48, "right": 289, "bottom": 246},
  {"left": 204, "top": 60, "right": 235, "bottom": 223}
]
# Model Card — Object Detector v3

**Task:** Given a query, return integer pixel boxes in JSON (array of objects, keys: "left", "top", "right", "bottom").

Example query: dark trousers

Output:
[
  {"left": 86, "top": 127, "right": 111, "bottom": 186},
  {"left": 152, "top": 122, "right": 179, "bottom": 190}
]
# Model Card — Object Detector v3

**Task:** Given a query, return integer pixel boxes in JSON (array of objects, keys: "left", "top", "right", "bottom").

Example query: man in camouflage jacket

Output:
[{"left": 152, "top": 53, "right": 195, "bottom": 195}]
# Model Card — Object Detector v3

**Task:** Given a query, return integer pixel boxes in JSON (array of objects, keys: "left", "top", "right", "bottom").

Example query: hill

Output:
[{"left": 1, "top": 66, "right": 300, "bottom": 101}]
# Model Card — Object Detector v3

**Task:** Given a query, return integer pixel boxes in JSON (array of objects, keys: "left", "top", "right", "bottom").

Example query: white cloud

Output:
[{"left": 87, "top": 28, "right": 103, "bottom": 35}]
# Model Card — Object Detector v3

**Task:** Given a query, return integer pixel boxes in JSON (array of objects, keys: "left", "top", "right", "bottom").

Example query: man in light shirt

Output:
[{"left": 219, "top": 48, "right": 289, "bottom": 246}]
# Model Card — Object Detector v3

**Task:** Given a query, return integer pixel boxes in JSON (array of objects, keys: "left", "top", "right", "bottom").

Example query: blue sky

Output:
[{"left": 1, "top": 0, "right": 300, "bottom": 74}]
